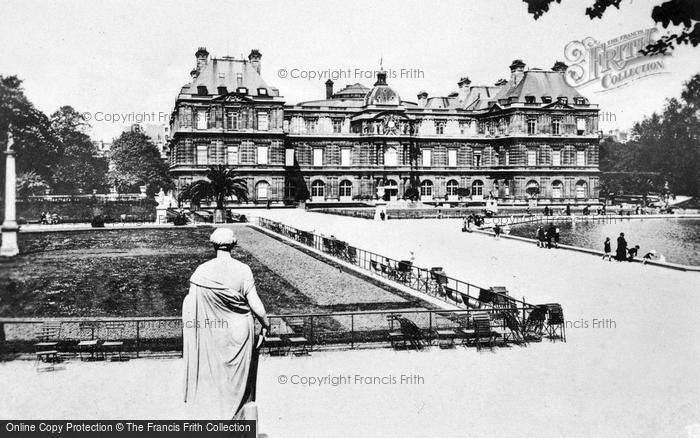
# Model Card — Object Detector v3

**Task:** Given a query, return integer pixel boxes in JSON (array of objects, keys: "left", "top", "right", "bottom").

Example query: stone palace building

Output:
[{"left": 168, "top": 48, "right": 600, "bottom": 206}]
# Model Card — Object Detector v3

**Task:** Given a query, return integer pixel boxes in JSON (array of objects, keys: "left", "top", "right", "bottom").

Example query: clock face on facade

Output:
[{"left": 382, "top": 115, "right": 400, "bottom": 135}]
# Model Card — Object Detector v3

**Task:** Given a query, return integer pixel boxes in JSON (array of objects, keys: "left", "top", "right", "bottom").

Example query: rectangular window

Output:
[
  {"left": 474, "top": 153, "right": 481, "bottom": 168},
  {"left": 422, "top": 149, "right": 432, "bottom": 167},
  {"left": 552, "top": 118, "right": 561, "bottom": 135},
  {"left": 196, "top": 145, "right": 208, "bottom": 165},
  {"left": 228, "top": 111, "right": 240, "bottom": 130},
  {"left": 527, "top": 150, "right": 537, "bottom": 166},
  {"left": 197, "top": 111, "right": 208, "bottom": 130},
  {"left": 305, "top": 119, "right": 316, "bottom": 134},
  {"left": 333, "top": 119, "right": 343, "bottom": 134},
  {"left": 257, "top": 146, "right": 268, "bottom": 165},
  {"left": 576, "top": 150, "right": 586, "bottom": 166},
  {"left": 285, "top": 149, "right": 295, "bottom": 166},
  {"left": 577, "top": 118, "right": 586, "bottom": 135},
  {"left": 313, "top": 148, "right": 323, "bottom": 166},
  {"left": 447, "top": 149, "right": 457, "bottom": 167},
  {"left": 552, "top": 150, "right": 561, "bottom": 166},
  {"left": 436, "top": 122, "right": 444, "bottom": 135},
  {"left": 527, "top": 118, "right": 537, "bottom": 135},
  {"left": 341, "top": 149, "right": 351, "bottom": 167},
  {"left": 505, "top": 151, "right": 510, "bottom": 166},
  {"left": 227, "top": 145, "right": 239, "bottom": 165},
  {"left": 258, "top": 112, "right": 269, "bottom": 131}
]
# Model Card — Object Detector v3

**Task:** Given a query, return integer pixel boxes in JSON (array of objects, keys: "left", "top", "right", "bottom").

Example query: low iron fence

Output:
[
  {"left": 255, "top": 217, "right": 536, "bottom": 311},
  {"left": 0, "top": 304, "right": 564, "bottom": 357}
]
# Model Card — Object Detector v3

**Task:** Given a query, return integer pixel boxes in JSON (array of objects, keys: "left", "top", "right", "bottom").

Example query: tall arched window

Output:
[
  {"left": 255, "top": 181, "right": 270, "bottom": 200},
  {"left": 526, "top": 180, "right": 540, "bottom": 198},
  {"left": 446, "top": 179, "right": 459, "bottom": 196},
  {"left": 384, "top": 147, "right": 398, "bottom": 167},
  {"left": 420, "top": 180, "right": 433, "bottom": 197},
  {"left": 575, "top": 180, "right": 587, "bottom": 199},
  {"left": 471, "top": 180, "right": 484, "bottom": 198},
  {"left": 552, "top": 180, "right": 563, "bottom": 199},
  {"left": 311, "top": 180, "right": 325, "bottom": 199},
  {"left": 384, "top": 179, "right": 398, "bottom": 199},
  {"left": 339, "top": 180, "right": 353, "bottom": 198}
]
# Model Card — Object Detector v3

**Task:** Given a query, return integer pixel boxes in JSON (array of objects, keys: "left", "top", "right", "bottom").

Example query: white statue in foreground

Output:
[{"left": 183, "top": 228, "right": 270, "bottom": 420}]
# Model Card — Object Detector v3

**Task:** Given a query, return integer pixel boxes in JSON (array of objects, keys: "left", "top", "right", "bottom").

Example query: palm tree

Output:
[{"left": 177, "top": 166, "right": 248, "bottom": 223}]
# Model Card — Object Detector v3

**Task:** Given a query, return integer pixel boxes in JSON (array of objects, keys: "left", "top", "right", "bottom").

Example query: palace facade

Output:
[{"left": 168, "top": 48, "right": 600, "bottom": 205}]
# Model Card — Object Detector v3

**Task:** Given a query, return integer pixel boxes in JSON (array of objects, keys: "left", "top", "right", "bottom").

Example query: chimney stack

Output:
[
  {"left": 552, "top": 61, "right": 568, "bottom": 73},
  {"left": 509, "top": 59, "right": 526, "bottom": 86},
  {"left": 325, "top": 79, "right": 334, "bottom": 99},
  {"left": 195, "top": 47, "right": 209, "bottom": 73},
  {"left": 248, "top": 49, "right": 262, "bottom": 74},
  {"left": 417, "top": 91, "right": 428, "bottom": 107}
]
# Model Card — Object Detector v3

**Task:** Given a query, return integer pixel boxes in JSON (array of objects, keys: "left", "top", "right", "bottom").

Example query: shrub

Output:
[
  {"left": 173, "top": 213, "right": 188, "bottom": 226},
  {"left": 91, "top": 215, "right": 105, "bottom": 228}
]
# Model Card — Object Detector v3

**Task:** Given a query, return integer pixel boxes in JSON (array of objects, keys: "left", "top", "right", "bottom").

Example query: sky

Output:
[{"left": 1, "top": 0, "right": 699, "bottom": 142}]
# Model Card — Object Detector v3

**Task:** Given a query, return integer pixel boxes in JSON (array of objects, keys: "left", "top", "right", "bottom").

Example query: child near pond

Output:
[{"left": 602, "top": 237, "right": 612, "bottom": 261}]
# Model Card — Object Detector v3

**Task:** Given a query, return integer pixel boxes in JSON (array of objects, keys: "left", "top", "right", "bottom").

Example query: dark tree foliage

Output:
[
  {"left": 108, "top": 130, "right": 173, "bottom": 196},
  {"left": 0, "top": 75, "right": 56, "bottom": 191},
  {"left": 522, "top": 0, "right": 700, "bottom": 54},
  {"left": 49, "top": 106, "right": 108, "bottom": 194},
  {"left": 177, "top": 165, "right": 248, "bottom": 208},
  {"left": 599, "top": 74, "right": 700, "bottom": 197}
]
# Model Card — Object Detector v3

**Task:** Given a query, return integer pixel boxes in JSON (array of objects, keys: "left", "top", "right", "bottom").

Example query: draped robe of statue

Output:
[{"left": 183, "top": 255, "right": 266, "bottom": 419}]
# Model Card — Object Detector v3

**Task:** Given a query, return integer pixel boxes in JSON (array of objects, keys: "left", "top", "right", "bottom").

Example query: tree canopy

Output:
[
  {"left": 0, "top": 77, "right": 107, "bottom": 195},
  {"left": 599, "top": 73, "right": 700, "bottom": 197},
  {"left": 523, "top": 0, "right": 700, "bottom": 54},
  {"left": 108, "top": 130, "right": 173, "bottom": 196}
]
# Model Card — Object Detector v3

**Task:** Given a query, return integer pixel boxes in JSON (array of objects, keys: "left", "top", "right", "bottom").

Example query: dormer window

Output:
[
  {"left": 558, "top": 96, "right": 568, "bottom": 104},
  {"left": 236, "top": 87, "right": 248, "bottom": 95},
  {"left": 217, "top": 86, "right": 228, "bottom": 95},
  {"left": 525, "top": 96, "right": 536, "bottom": 104},
  {"left": 257, "top": 88, "right": 268, "bottom": 96},
  {"left": 574, "top": 97, "right": 586, "bottom": 105},
  {"left": 197, "top": 85, "right": 208, "bottom": 96},
  {"left": 541, "top": 96, "right": 552, "bottom": 103}
]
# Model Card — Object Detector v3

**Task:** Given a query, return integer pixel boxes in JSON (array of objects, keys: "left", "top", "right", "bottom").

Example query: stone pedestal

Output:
[{"left": 1, "top": 129, "right": 19, "bottom": 257}]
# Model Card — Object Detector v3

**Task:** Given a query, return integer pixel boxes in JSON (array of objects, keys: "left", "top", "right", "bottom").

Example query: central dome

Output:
[{"left": 364, "top": 70, "right": 400, "bottom": 106}]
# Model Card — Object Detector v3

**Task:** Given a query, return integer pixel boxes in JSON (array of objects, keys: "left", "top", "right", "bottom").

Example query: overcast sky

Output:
[{"left": 1, "top": 0, "right": 699, "bottom": 141}]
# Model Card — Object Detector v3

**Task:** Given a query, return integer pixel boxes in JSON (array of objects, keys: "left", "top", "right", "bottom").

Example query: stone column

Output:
[{"left": 1, "top": 127, "right": 19, "bottom": 257}]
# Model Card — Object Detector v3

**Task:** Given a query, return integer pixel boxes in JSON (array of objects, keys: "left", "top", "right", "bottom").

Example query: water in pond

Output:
[{"left": 508, "top": 218, "right": 700, "bottom": 266}]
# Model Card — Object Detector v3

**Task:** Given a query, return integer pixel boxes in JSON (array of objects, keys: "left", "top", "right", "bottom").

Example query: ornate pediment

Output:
[
  {"left": 542, "top": 101, "right": 573, "bottom": 110},
  {"left": 212, "top": 93, "right": 254, "bottom": 103}
]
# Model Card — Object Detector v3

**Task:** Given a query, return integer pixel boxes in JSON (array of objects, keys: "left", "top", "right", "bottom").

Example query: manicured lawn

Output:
[{"left": 0, "top": 226, "right": 424, "bottom": 319}]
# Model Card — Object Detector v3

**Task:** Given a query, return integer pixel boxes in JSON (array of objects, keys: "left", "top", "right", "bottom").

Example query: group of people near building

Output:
[
  {"left": 535, "top": 224, "right": 560, "bottom": 248},
  {"left": 39, "top": 212, "right": 61, "bottom": 224},
  {"left": 602, "top": 233, "right": 664, "bottom": 264},
  {"left": 462, "top": 214, "right": 485, "bottom": 232}
]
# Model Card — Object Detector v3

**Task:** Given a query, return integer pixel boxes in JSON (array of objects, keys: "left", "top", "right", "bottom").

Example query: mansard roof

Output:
[
  {"left": 460, "top": 86, "right": 503, "bottom": 110},
  {"left": 493, "top": 70, "right": 584, "bottom": 103},
  {"left": 178, "top": 57, "right": 280, "bottom": 99}
]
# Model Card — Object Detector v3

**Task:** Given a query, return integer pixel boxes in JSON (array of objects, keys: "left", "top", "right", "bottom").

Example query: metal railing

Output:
[
  {"left": 1, "top": 303, "right": 562, "bottom": 357},
  {"left": 255, "top": 217, "right": 534, "bottom": 311}
]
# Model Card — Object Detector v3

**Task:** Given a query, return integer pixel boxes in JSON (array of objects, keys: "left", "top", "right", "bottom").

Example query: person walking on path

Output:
[
  {"left": 493, "top": 224, "right": 501, "bottom": 239},
  {"left": 536, "top": 226, "right": 546, "bottom": 248},
  {"left": 615, "top": 232, "right": 628, "bottom": 261},
  {"left": 602, "top": 237, "right": 612, "bottom": 261}
]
